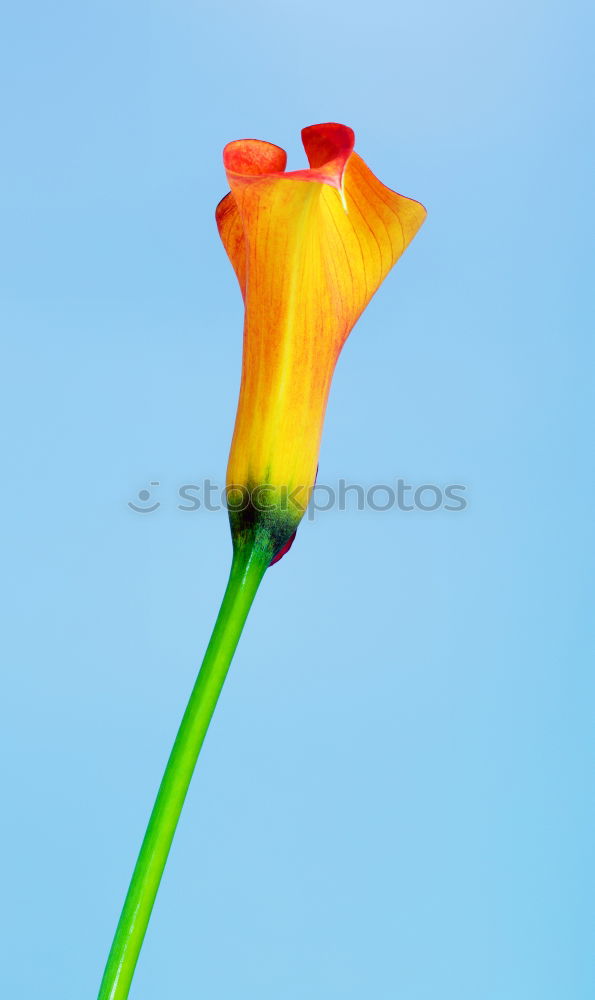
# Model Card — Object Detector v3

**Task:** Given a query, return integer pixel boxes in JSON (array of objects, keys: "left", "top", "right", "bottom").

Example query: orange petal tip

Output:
[
  {"left": 223, "top": 139, "right": 287, "bottom": 177},
  {"left": 223, "top": 122, "right": 356, "bottom": 194}
]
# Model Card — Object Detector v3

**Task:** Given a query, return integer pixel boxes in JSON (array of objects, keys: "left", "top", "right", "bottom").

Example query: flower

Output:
[{"left": 216, "top": 123, "right": 426, "bottom": 563}]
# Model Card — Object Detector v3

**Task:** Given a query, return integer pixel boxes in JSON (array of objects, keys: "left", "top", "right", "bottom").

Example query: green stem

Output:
[{"left": 97, "top": 542, "right": 270, "bottom": 1000}]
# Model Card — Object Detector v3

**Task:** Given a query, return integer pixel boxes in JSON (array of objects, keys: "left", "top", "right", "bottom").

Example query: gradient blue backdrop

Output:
[{"left": 1, "top": 1, "right": 592, "bottom": 997}]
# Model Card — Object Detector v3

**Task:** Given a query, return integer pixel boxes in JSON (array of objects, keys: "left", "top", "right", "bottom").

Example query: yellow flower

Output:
[{"left": 216, "top": 123, "right": 426, "bottom": 562}]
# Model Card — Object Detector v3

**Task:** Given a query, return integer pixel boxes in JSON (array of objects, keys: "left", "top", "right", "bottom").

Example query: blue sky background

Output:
[{"left": 1, "top": 1, "right": 593, "bottom": 997}]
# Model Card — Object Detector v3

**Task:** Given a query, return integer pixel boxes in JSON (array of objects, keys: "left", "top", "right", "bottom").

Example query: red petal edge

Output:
[{"left": 269, "top": 530, "right": 297, "bottom": 566}]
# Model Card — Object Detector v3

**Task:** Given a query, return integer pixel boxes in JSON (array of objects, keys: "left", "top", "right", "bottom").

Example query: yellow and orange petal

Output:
[{"left": 216, "top": 123, "right": 426, "bottom": 559}]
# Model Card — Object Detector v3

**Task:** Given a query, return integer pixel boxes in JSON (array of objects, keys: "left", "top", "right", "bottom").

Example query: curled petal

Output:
[
  {"left": 301, "top": 122, "right": 355, "bottom": 191},
  {"left": 216, "top": 124, "right": 356, "bottom": 299},
  {"left": 215, "top": 192, "right": 247, "bottom": 300},
  {"left": 223, "top": 138, "right": 287, "bottom": 177},
  {"left": 216, "top": 140, "right": 287, "bottom": 299},
  {"left": 217, "top": 124, "right": 426, "bottom": 558}
]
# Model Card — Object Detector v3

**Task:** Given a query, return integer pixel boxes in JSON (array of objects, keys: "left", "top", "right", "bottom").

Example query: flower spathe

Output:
[
  {"left": 217, "top": 123, "right": 426, "bottom": 562},
  {"left": 97, "top": 130, "right": 427, "bottom": 999}
]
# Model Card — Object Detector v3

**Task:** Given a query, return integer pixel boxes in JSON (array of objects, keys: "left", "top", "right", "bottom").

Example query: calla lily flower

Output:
[
  {"left": 97, "top": 124, "right": 426, "bottom": 1000},
  {"left": 217, "top": 122, "right": 426, "bottom": 563}
]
